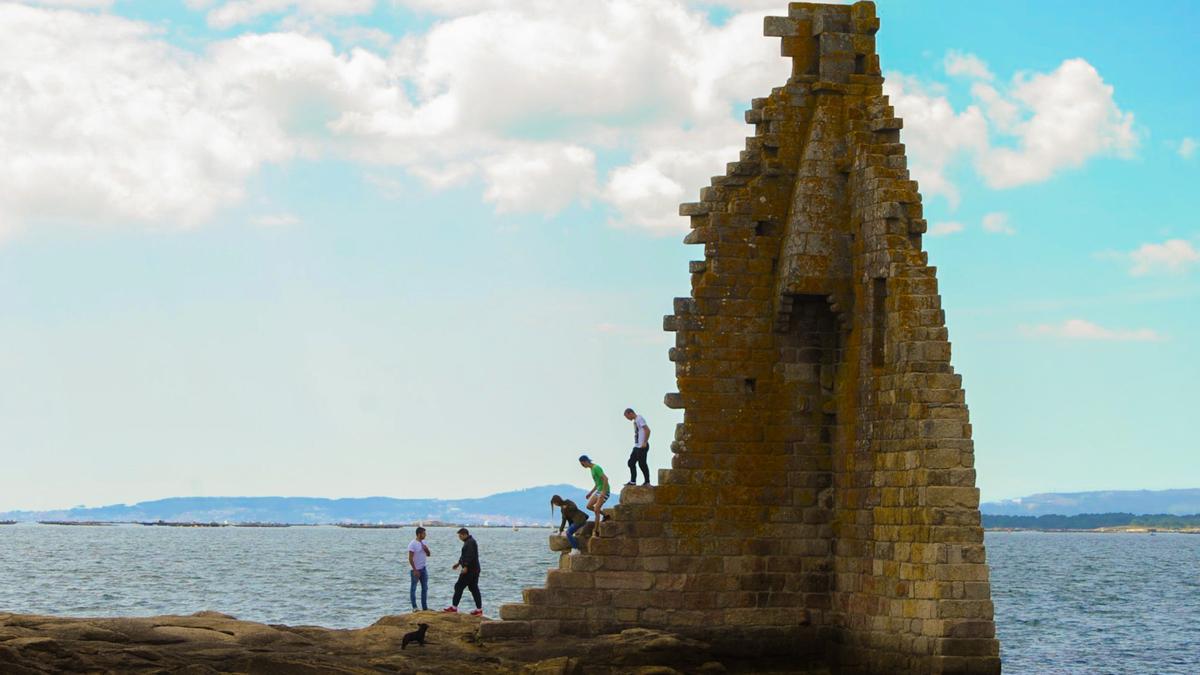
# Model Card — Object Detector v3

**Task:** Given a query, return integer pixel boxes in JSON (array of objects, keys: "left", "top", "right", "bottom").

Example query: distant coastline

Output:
[
  {"left": 983, "top": 512, "right": 1200, "bottom": 533},
  {"left": 25, "top": 516, "right": 532, "bottom": 528},
  {"left": 5, "top": 486, "right": 1198, "bottom": 530},
  {"left": 981, "top": 488, "right": 1200, "bottom": 516},
  {"left": 0, "top": 484, "right": 599, "bottom": 527},
  {"left": 987, "top": 526, "right": 1200, "bottom": 534}
]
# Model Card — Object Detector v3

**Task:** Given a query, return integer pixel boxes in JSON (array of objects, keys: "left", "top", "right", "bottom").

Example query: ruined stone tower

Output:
[{"left": 484, "top": 2, "right": 1000, "bottom": 673}]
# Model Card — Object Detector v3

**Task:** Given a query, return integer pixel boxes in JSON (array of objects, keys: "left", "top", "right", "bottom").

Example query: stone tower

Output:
[{"left": 484, "top": 2, "right": 1001, "bottom": 673}]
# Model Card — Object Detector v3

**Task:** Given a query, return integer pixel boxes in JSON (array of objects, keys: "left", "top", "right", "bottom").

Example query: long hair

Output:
[{"left": 550, "top": 494, "right": 563, "bottom": 519}]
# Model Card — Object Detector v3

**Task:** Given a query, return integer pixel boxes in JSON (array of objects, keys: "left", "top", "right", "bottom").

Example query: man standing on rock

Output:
[
  {"left": 442, "top": 528, "right": 483, "bottom": 617},
  {"left": 407, "top": 527, "right": 431, "bottom": 612},
  {"left": 623, "top": 407, "right": 651, "bottom": 486}
]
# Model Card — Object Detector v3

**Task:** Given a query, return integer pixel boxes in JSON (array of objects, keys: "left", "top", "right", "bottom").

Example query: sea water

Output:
[{"left": 1, "top": 525, "right": 1196, "bottom": 674}]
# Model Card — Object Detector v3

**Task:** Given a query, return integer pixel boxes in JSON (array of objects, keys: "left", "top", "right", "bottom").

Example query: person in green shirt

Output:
[{"left": 578, "top": 454, "right": 609, "bottom": 536}]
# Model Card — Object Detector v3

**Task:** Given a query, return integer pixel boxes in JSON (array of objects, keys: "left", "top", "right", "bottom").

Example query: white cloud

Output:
[
  {"left": 251, "top": 213, "right": 301, "bottom": 227},
  {"left": 977, "top": 59, "right": 1137, "bottom": 188},
  {"left": 1021, "top": 319, "right": 1163, "bottom": 342},
  {"left": 944, "top": 51, "right": 993, "bottom": 81},
  {"left": 23, "top": 0, "right": 113, "bottom": 7},
  {"left": 479, "top": 145, "right": 597, "bottom": 214},
  {"left": 883, "top": 74, "right": 987, "bottom": 207},
  {"left": 604, "top": 121, "right": 747, "bottom": 232},
  {"left": 928, "top": 221, "right": 964, "bottom": 236},
  {"left": 397, "top": 0, "right": 795, "bottom": 14},
  {"left": 1179, "top": 137, "right": 1197, "bottom": 159},
  {"left": 188, "top": 0, "right": 375, "bottom": 28},
  {"left": 1128, "top": 239, "right": 1200, "bottom": 276},
  {"left": 0, "top": 5, "right": 1138, "bottom": 240},
  {"left": 1, "top": 1, "right": 787, "bottom": 236},
  {"left": 889, "top": 56, "right": 1137, "bottom": 205},
  {"left": 314, "top": 1, "right": 787, "bottom": 230},
  {"left": 981, "top": 211, "right": 1014, "bottom": 235},
  {"left": 0, "top": 5, "right": 295, "bottom": 230},
  {"left": 970, "top": 81, "right": 1019, "bottom": 132},
  {"left": 388, "top": 0, "right": 511, "bottom": 15}
]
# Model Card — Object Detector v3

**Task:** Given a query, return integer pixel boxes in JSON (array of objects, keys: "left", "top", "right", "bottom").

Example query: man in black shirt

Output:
[{"left": 442, "top": 528, "right": 483, "bottom": 616}]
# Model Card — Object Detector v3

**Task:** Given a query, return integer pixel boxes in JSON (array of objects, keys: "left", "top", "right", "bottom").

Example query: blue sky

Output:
[{"left": 0, "top": 0, "right": 1196, "bottom": 509}]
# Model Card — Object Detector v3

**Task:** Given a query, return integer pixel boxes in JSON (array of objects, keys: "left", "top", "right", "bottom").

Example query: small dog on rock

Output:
[{"left": 401, "top": 623, "right": 429, "bottom": 650}]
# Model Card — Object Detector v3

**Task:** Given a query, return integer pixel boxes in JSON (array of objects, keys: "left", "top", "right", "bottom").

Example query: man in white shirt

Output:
[
  {"left": 623, "top": 407, "right": 652, "bottom": 486},
  {"left": 407, "top": 527, "right": 431, "bottom": 611}
]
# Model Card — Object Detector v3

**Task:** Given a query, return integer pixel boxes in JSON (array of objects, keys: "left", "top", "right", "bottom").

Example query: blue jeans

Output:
[
  {"left": 566, "top": 522, "right": 585, "bottom": 549},
  {"left": 409, "top": 567, "right": 428, "bottom": 610}
]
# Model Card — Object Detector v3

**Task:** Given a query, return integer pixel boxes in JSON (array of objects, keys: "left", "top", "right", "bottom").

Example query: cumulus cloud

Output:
[
  {"left": 366, "top": 3, "right": 785, "bottom": 231},
  {"left": 187, "top": 0, "right": 375, "bottom": 28},
  {"left": 1021, "top": 319, "right": 1163, "bottom": 342},
  {"left": 944, "top": 51, "right": 993, "bottom": 81},
  {"left": 0, "top": 5, "right": 294, "bottom": 230},
  {"left": 1179, "top": 137, "right": 1197, "bottom": 159},
  {"left": 969, "top": 81, "right": 1019, "bottom": 132},
  {"left": 977, "top": 59, "right": 1138, "bottom": 188},
  {"left": 0, "top": 2, "right": 796, "bottom": 235},
  {"left": 479, "top": 145, "right": 597, "bottom": 214},
  {"left": 1127, "top": 239, "right": 1200, "bottom": 276},
  {"left": 887, "top": 53, "right": 1137, "bottom": 207},
  {"left": 391, "top": 0, "right": 791, "bottom": 16},
  {"left": 22, "top": 0, "right": 113, "bottom": 7},
  {"left": 928, "top": 221, "right": 964, "bottom": 237},
  {"left": 981, "top": 211, "right": 1014, "bottom": 235},
  {"left": 0, "top": 4, "right": 1139, "bottom": 239},
  {"left": 604, "top": 121, "right": 750, "bottom": 232},
  {"left": 882, "top": 74, "right": 987, "bottom": 207}
]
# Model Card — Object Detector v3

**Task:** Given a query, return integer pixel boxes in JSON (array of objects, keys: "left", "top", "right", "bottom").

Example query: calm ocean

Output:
[{"left": 1, "top": 525, "right": 1196, "bottom": 674}]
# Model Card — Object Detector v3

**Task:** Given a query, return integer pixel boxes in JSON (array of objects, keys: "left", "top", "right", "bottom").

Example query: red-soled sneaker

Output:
[
  {"left": 470, "top": 609, "right": 484, "bottom": 617},
  {"left": 441, "top": 606, "right": 458, "bottom": 613}
]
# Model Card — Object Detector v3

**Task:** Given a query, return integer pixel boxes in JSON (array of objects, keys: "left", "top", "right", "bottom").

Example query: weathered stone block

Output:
[
  {"left": 499, "top": 603, "right": 533, "bottom": 621},
  {"left": 546, "top": 570, "right": 594, "bottom": 590},
  {"left": 594, "top": 571, "right": 655, "bottom": 591},
  {"left": 478, "top": 620, "right": 530, "bottom": 640},
  {"left": 936, "top": 637, "right": 1000, "bottom": 658},
  {"left": 926, "top": 487, "right": 979, "bottom": 509}
]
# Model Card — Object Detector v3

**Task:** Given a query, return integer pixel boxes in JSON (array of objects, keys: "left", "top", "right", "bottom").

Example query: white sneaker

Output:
[{"left": 569, "top": 549, "right": 582, "bottom": 556}]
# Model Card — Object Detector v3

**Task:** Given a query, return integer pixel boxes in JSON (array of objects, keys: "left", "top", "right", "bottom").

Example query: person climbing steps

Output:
[
  {"left": 579, "top": 455, "right": 610, "bottom": 537},
  {"left": 551, "top": 494, "right": 589, "bottom": 555}
]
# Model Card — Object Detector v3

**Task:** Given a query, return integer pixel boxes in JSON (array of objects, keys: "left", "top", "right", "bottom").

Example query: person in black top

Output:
[
  {"left": 442, "top": 528, "right": 483, "bottom": 616},
  {"left": 551, "top": 494, "right": 589, "bottom": 553}
]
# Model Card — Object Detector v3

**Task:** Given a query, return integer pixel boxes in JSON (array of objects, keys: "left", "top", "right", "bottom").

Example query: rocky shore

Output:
[{"left": 0, "top": 611, "right": 825, "bottom": 674}]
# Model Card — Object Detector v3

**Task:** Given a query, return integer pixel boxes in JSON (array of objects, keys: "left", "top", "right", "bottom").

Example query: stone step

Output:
[
  {"left": 545, "top": 569, "right": 595, "bottom": 590},
  {"left": 477, "top": 619, "right": 530, "bottom": 640},
  {"left": 498, "top": 603, "right": 531, "bottom": 621}
]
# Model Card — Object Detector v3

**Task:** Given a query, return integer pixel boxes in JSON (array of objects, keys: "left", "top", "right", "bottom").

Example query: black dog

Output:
[{"left": 401, "top": 623, "right": 429, "bottom": 650}]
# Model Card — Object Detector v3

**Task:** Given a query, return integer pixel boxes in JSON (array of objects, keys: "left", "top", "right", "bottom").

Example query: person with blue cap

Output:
[{"left": 578, "top": 454, "right": 610, "bottom": 536}]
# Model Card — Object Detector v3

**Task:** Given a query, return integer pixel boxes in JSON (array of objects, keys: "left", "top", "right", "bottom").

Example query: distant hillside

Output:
[
  {"left": 983, "top": 512, "right": 1200, "bottom": 530},
  {"left": 981, "top": 489, "right": 1200, "bottom": 516},
  {"left": 0, "top": 484, "right": 615, "bottom": 526}
]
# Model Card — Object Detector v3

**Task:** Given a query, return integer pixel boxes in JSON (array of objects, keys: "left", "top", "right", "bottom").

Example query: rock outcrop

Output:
[{"left": 0, "top": 611, "right": 825, "bottom": 674}]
